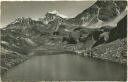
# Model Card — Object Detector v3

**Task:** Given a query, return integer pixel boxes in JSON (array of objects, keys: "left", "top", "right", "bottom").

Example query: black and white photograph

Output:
[{"left": 0, "top": 0, "right": 127, "bottom": 81}]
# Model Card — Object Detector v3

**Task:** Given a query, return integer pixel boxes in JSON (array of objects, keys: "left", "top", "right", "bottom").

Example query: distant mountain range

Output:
[
  {"left": 37, "top": 1, "right": 127, "bottom": 29},
  {"left": 1, "top": 0, "right": 127, "bottom": 45},
  {"left": 1, "top": 0, "right": 127, "bottom": 48},
  {"left": 4, "top": 1, "right": 126, "bottom": 31}
]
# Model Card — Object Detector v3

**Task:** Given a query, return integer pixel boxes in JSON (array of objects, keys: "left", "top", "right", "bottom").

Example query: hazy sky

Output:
[{"left": 1, "top": 1, "right": 96, "bottom": 26}]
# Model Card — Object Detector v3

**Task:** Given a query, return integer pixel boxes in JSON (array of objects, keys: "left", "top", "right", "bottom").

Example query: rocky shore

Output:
[
  {"left": 1, "top": 46, "right": 35, "bottom": 75},
  {"left": 75, "top": 38, "right": 127, "bottom": 64}
]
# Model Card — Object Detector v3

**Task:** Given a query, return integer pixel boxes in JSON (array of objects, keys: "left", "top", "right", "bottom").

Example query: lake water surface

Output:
[{"left": 2, "top": 54, "right": 127, "bottom": 81}]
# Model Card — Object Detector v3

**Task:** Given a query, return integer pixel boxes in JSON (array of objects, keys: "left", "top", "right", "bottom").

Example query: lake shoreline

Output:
[
  {"left": 74, "top": 51, "right": 127, "bottom": 65},
  {"left": 1, "top": 49, "right": 126, "bottom": 75},
  {"left": 1, "top": 51, "right": 35, "bottom": 75},
  {"left": 2, "top": 54, "right": 126, "bottom": 81},
  {"left": 35, "top": 50, "right": 127, "bottom": 65}
]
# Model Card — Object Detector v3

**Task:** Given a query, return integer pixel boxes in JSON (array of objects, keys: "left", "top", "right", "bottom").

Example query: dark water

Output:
[{"left": 2, "top": 54, "right": 127, "bottom": 81}]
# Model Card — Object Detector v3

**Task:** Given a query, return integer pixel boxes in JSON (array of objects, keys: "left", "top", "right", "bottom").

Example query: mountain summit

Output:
[
  {"left": 38, "top": 10, "right": 68, "bottom": 25},
  {"left": 48, "top": 10, "right": 68, "bottom": 18}
]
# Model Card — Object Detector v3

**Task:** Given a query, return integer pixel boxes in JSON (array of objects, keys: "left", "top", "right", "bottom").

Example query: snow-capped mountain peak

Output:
[{"left": 48, "top": 10, "right": 68, "bottom": 18}]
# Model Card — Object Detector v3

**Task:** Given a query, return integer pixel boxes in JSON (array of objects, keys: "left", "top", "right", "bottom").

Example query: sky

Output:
[{"left": 1, "top": 1, "right": 96, "bottom": 26}]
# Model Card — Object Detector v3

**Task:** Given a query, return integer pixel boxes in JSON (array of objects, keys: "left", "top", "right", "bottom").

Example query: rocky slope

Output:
[
  {"left": 76, "top": 14, "right": 127, "bottom": 64},
  {"left": 85, "top": 38, "right": 127, "bottom": 64},
  {"left": 0, "top": 17, "right": 50, "bottom": 74},
  {"left": 67, "top": 1, "right": 127, "bottom": 27}
]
